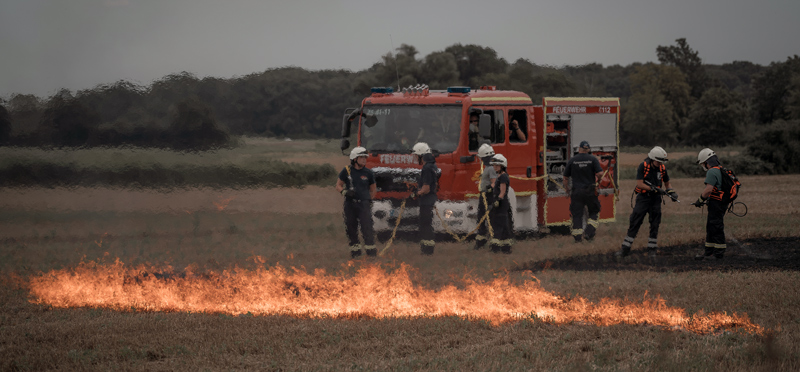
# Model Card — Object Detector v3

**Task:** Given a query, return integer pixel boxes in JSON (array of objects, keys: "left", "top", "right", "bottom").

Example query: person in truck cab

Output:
[
  {"left": 468, "top": 113, "right": 481, "bottom": 151},
  {"left": 508, "top": 113, "right": 526, "bottom": 142}
]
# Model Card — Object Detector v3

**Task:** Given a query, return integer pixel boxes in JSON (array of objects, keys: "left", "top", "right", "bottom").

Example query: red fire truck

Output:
[{"left": 340, "top": 85, "right": 619, "bottom": 236}]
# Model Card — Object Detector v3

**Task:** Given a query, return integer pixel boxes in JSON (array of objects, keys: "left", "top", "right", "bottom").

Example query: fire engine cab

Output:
[{"left": 340, "top": 85, "right": 619, "bottom": 236}]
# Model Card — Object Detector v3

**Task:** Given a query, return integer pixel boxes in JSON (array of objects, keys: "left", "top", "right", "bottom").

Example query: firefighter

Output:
[
  {"left": 693, "top": 148, "right": 728, "bottom": 260},
  {"left": 473, "top": 144, "right": 497, "bottom": 250},
  {"left": 616, "top": 146, "right": 678, "bottom": 257},
  {"left": 411, "top": 142, "right": 438, "bottom": 255},
  {"left": 563, "top": 140, "right": 604, "bottom": 242},
  {"left": 489, "top": 154, "right": 512, "bottom": 254},
  {"left": 335, "top": 146, "right": 377, "bottom": 258}
]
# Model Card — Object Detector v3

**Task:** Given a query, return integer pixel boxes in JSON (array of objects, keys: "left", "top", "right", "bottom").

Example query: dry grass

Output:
[{"left": 1, "top": 161, "right": 799, "bottom": 370}]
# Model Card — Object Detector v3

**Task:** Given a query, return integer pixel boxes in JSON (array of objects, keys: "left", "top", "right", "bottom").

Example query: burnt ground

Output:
[{"left": 513, "top": 236, "right": 800, "bottom": 273}]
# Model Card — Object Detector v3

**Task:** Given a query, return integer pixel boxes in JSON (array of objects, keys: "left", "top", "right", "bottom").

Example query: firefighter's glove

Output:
[
  {"left": 493, "top": 198, "right": 502, "bottom": 208},
  {"left": 666, "top": 188, "right": 678, "bottom": 201},
  {"left": 409, "top": 191, "right": 417, "bottom": 200},
  {"left": 485, "top": 186, "right": 493, "bottom": 194},
  {"left": 691, "top": 196, "right": 707, "bottom": 208},
  {"left": 653, "top": 187, "right": 666, "bottom": 195},
  {"left": 341, "top": 189, "right": 355, "bottom": 198}
]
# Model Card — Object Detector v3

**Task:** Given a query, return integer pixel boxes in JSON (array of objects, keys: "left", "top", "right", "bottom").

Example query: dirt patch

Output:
[{"left": 513, "top": 236, "right": 800, "bottom": 273}]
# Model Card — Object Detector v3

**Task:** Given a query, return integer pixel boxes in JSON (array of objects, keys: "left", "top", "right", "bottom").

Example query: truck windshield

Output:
[{"left": 360, "top": 105, "right": 462, "bottom": 154}]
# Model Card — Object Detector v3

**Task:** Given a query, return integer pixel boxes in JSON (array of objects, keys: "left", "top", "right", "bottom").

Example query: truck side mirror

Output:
[
  {"left": 478, "top": 114, "right": 491, "bottom": 139},
  {"left": 341, "top": 108, "right": 359, "bottom": 137}
]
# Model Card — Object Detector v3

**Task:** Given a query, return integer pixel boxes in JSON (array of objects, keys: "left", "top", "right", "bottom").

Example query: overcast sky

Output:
[{"left": 1, "top": 0, "right": 798, "bottom": 98}]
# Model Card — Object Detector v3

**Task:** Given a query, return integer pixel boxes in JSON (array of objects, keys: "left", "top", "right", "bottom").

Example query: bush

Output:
[
  {"left": 746, "top": 120, "right": 800, "bottom": 174},
  {"left": 669, "top": 154, "right": 775, "bottom": 178},
  {"left": 167, "top": 99, "right": 230, "bottom": 151},
  {"left": 39, "top": 93, "right": 101, "bottom": 147}
]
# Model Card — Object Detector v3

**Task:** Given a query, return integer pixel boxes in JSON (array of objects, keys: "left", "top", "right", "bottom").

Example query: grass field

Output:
[{"left": 1, "top": 141, "right": 799, "bottom": 371}]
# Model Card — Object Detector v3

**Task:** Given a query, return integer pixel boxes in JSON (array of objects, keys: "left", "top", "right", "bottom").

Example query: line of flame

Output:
[{"left": 28, "top": 260, "right": 762, "bottom": 335}]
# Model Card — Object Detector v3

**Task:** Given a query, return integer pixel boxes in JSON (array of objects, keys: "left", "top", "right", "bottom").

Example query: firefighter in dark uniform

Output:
[
  {"left": 489, "top": 154, "right": 512, "bottom": 254},
  {"left": 335, "top": 146, "right": 377, "bottom": 258},
  {"left": 616, "top": 146, "right": 678, "bottom": 257},
  {"left": 693, "top": 148, "right": 728, "bottom": 260},
  {"left": 563, "top": 140, "right": 604, "bottom": 242},
  {"left": 411, "top": 142, "right": 439, "bottom": 255},
  {"left": 473, "top": 144, "right": 497, "bottom": 250}
]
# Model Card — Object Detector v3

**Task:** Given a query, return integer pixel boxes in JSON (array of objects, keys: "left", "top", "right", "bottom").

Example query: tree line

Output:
[{"left": 0, "top": 39, "right": 798, "bottom": 170}]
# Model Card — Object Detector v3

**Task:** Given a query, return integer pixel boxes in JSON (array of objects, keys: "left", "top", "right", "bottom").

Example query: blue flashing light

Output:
[
  {"left": 370, "top": 87, "right": 394, "bottom": 94},
  {"left": 447, "top": 86, "right": 471, "bottom": 94}
]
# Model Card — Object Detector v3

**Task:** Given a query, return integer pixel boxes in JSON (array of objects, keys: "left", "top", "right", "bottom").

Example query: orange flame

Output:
[
  {"left": 28, "top": 259, "right": 762, "bottom": 335},
  {"left": 212, "top": 196, "right": 236, "bottom": 211}
]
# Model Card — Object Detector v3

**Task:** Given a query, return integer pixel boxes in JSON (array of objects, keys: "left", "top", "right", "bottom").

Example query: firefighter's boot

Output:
[
  {"left": 473, "top": 235, "right": 487, "bottom": 250},
  {"left": 490, "top": 238, "right": 502, "bottom": 253},
  {"left": 350, "top": 245, "right": 362, "bottom": 259},
  {"left": 420, "top": 240, "right": 435, "bottom": 255},
  {"left": 615, "top": 236, "right": 634, "bottom": 258},
  {"left": 647, "top": 238, "right": 658, "bottom": 257},
  {"left": 584, "top": 219, "right": 598, "bottom": 241},
  {"left": 694, "top": 246, "right": 715, "bottom": 260},
  {"left": 364, "top": 245, "right": 377, "bottom": 257},
  {"left": 571, "top": 228, "right": 583, "bottom": 243},
  {"left": 714, "top": 248, "right": 725, "bottom": 259}
]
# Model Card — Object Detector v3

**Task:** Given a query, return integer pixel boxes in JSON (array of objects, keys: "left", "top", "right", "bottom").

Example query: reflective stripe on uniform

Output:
[
  {"left": 705, "top": 242, "right": 727, "bottom": 249},
  {"left": 475, "top": 235, "right": 487, "bottom": 241},
  {"left": 491, "top": 238, "right": 514, "bottom": 246},
  {"left": 571, "top": 228, "right": 584, "bottom": 236},
  {"left": 349, "top": 244, "right": 361, "bottom": 252},
  {"left": 587, "top": 219, "right": 599, "bottom": 228},
  {"left": 647, "top": 238, "right": 658, "bottom": 249},
  {"left": 635, "top": 160, "right": 665, "bottom": 194},
  {"left": 622, "top": 236, "right": 634, "bottom": 248},
  {"left": 421, "top": 240, "right": 435, "bottom": 247},
  {"left": 363, "top": 244, "right": 375, "bottom": 250}
]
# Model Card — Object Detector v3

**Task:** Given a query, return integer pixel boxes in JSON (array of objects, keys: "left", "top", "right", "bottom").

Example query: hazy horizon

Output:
[{"left": 2, "top": 0, "right": 798, "bottom": 98}]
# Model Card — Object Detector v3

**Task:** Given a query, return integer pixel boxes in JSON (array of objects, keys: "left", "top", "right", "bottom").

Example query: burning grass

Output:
[
  {"left": 2, "top": 173, "right": 800, "bottom": 370},
  {"left": 28, "top": 260, "right": 761, "bottom": 336}
]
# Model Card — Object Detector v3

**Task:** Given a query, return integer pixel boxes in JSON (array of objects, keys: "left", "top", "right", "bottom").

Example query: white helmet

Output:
[
  {"left": 489, "top": 154, "right": 508, "bottom": 167},
  {"left": 648, "top": 146, "right": 669, "bottom": 162},
  {"left": 412, "top": 142, "right": 431, "bottom": 156},
  {"left": 477, "top": 144, "right": 495, "bottom": 158},
  {"left": 697, "top": 148, "right": 716, "bottom": 164},
  {"left": 349, "top": 146, "right": 368, "bottom": 160}
]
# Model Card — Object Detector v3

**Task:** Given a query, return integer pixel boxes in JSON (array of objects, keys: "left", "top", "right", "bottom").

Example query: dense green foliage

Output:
[
  {"left": 668, "top": 154, "right": 775, "bottom": 178},
  {"left": 746, "top": 120, "right": 800, "bottom": 174},
  {"left": 0, "top": 40, "right": 798, "bottom": 170}
]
